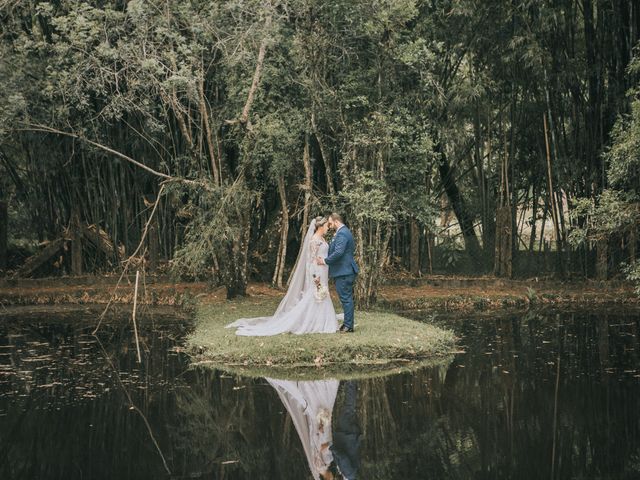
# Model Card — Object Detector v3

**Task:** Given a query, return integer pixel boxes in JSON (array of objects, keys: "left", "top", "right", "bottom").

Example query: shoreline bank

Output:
[{"left": 0, "top": 276, "right": 637, "bottom": 312}]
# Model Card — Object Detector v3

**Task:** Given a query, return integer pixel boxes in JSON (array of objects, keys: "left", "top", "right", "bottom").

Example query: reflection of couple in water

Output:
[{"left": 266, "top": 378, "right": 361, "bottom": 480}]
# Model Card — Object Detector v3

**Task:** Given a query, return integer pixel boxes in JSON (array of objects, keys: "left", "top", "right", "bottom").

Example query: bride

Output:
[{"left": 226, "top": 216, "right": 340, "bottom": 336}]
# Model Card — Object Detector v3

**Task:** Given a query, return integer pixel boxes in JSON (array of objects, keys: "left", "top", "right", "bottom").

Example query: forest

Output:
[{"left": 1, "top": 0, "right": 639, "bottom": 304}]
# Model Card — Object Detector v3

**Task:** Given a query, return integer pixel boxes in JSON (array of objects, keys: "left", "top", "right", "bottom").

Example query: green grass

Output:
[{"left": 187, "top": 297, "right": 456, "bottom": 380}]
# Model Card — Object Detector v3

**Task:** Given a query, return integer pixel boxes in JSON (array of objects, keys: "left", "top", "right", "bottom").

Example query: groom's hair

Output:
[{"left": 329, "top": 212, "right": 344, "bottom": 224}]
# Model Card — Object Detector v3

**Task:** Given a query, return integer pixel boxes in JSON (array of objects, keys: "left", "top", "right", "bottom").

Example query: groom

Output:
[{"left": 316, "top": 213, "right": 359, "bottom": 333}]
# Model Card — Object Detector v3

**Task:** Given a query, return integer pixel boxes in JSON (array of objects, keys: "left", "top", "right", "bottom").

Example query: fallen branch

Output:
[
  {"left": 82, "top": 224, "right": 125, "bottom": 259},
  {"left": 15, "top": 237, "right": 66, "bottom": 277}
]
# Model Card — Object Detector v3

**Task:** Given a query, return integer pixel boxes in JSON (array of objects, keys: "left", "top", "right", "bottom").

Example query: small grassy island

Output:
[{"left": 187, "top": 297, "right": 456, "bottom": 380}]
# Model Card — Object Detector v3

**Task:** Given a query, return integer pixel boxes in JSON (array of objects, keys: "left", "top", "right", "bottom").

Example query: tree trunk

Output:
[
  {"left": 474, "top": 101, "right": 486, "bottom": 239},
  {"left": 311, "top": 113, "right": 336, "bottom": 196},
  {"left": 494, "top": 205, "right": 513, "bottom": 277},
  {"left": 239, "top": 12, "right": 272, "bottom": 125},
  {"left": 71, "top": 208, "right": 82, "bottom": 275},
  {"left": 583, "top": 0, "right": 603, "bottom": 193},
  {"left": 224, "top": 240, "right": 248, "bottom": 298},
  {"left": 528, "top": 183, "right": 538, "bottom": 253},
  {"left": 353, "top": 221, "right": 390, "bottom": 308},
  {"left": 436, "top": 145, "right": 482, "bottom": 267},
  {"left": 147, "top": 195, "right": 160, "bottom": 273},
  {"left": 272, "top": 176, "right": 289, "bottom": 288},
  {"left": 17, "top": 237, "right": 65, "bottom": 277},
  {"left": 410, "top": 219, "right": 420, "bottom": 276},
  {"left": 630, "top": 221, "right": 637, "bottom": 265},
  {"left": 224, "top": 231, "right": 249, "bottom": 299},
  {"left": 0, "top": 201, "right": 7, "bottom": 272},
  {"left": 198, "top": 75, "right": 220, "bottom": 186},
  {"left": 426, "top": 231, "right": 434, "bottom": 274},
  {"left": 596, "top": 237, "right": 608, "bottom": 280},
  {"left": 543, "top": 112, "right": 565, "bottom": 277},
  {"left": 223, "top": 196, "right": 253, "bottom": 299}
]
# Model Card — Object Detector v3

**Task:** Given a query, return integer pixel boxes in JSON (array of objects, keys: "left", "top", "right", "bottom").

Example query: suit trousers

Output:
[{"left": 335, "top": 274, "right": 356, "bottom": 329}]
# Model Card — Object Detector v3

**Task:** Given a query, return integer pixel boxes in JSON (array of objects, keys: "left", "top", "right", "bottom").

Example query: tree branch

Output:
[
  {"left": 227, "top": 8, "right": 273, "bottom": 126},
  {"left": 21, "top": 124, "right": 173, "bottom": 180}
]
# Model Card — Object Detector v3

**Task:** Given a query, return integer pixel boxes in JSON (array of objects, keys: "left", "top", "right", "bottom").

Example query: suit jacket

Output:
[{"left": 325, "top": 226, "right": 359, "bottom": 278}]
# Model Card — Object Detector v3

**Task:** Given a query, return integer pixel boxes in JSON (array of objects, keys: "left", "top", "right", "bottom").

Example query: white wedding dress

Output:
[
  {"left": 226, "top": 219, "right": 340, "bottom": 336},
  {"left": 266, "top": 378, "right": 339, "bottom": 479}
]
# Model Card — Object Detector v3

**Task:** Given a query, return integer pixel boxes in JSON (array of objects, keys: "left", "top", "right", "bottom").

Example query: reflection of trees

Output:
[
  {"left": 333, "top": 311, "right": 640, "bottom": 479},
  {"left": 420, "top": 312, "right": 640, "bottom": 479},
  {"left": 0, "top": 313, "right": 192, "bottom": 478},
  {"left": 359, "top": 365, "right": 481, "bottom": 479},
  {"left": 0, "top": 313, "right": 187, "bottom": 408},
  {"left": 171, "top": 370, "right": 269, "bottom": 477},
  {"left": 169, "top": 369, "right": 312, "bottom": 479}
]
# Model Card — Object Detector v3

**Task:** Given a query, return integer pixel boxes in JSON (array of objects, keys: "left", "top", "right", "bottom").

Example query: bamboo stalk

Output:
[
  {"left": 198, "top": 74, "right": 220, "bottom": 185},
  {"left": 132, "top": 270, "right": 142, "bottom": 364},
  {"left": 311, "top": 112, "right": 336, "bottom": 196},
  {"left": 302, "top": 134, "right": 312, "bottom": 231},
  {"left": 273, "top": 176, "right": 289, "bottom": 288},
  {"left": 0, "top": 201, "right": 6, "bottom": 271},
  {"left": 543, "top": 113, "right": 562, "bottom": 247},
  {"left": 630, "top": 216, "right": 637, "bottom": 265}
]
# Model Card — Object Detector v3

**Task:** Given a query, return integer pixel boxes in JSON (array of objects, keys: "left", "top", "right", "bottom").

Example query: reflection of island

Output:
[{"left": 266, "top": 378, "right": 361, "bottom": 480}]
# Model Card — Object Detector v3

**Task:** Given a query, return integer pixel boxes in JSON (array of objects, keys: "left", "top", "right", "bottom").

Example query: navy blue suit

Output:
[{"left": 324, "top": 226, "right": 359, "bottom": 330}]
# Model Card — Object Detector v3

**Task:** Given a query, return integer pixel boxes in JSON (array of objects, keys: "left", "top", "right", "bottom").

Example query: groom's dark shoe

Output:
[{"left": 339, "top": 327, "right": 354, "bottom": 333}]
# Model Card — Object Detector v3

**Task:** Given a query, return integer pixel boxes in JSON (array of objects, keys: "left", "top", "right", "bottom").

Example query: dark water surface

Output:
[{"left": 1, "top": 306, "right": 640, "bottom": 479}]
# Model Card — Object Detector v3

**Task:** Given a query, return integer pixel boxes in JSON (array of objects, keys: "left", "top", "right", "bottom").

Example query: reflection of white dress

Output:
[
  {"left": 227, "top": 238, "right": 340, "bottom": 336},
  {"left": 266, "top": 378, "right": 339, "bottom": 480}
]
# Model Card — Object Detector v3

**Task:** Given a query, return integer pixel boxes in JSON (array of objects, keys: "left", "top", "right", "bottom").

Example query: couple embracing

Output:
[{"left": 227, "top": 213, "right": 359, "bottom": 336}]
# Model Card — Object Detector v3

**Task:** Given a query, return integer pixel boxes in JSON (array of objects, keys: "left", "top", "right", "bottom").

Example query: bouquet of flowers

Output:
[
  {"left": 312, "top": 274, "right": 329, "bottom": 302},
  {"left": 316, "top": 408, "right": 332, "bottom": 431}
]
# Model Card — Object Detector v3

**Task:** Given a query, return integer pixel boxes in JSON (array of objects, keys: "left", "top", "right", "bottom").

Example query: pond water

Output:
[{"left": 1, "top": 306, "right": 640, "bottom": 479}]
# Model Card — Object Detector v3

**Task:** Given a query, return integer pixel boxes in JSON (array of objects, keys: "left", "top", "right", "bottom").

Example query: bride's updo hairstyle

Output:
[{"left": 314, "top": 216, "right": 328, "bottom": 232}]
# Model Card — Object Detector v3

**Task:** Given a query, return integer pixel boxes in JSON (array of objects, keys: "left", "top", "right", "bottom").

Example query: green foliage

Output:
[
  {"left": 568, "top": 189, "right": 639, "bottom": 246},
  {"left": 339, "top": 170, "right": 394, "bottom": 225},
  {"left": 607, "top": 108, "right": 640, "bottom": 190},
  {"left": 1, "top": 0, "right": 639, "bottom": 290},
  {"left": 170, "top": 180, "right": 256, "bottom": 280},
  {"left": 439, "top": 237, "right": 464, "bottom": 269},
  {"left": 624, "top": 263, "right": 640, "bottom": 297},
  {"left": 245, "top": 109, "right": 305, "bottom": 178},
  {"left": 525, "top": 287, "right": 538, "bottom": 303}
]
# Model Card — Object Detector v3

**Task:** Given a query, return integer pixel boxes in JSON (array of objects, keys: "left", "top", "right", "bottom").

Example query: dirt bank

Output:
[{"left": 0, "top": 275, "right": 638, "bottom": 311}]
